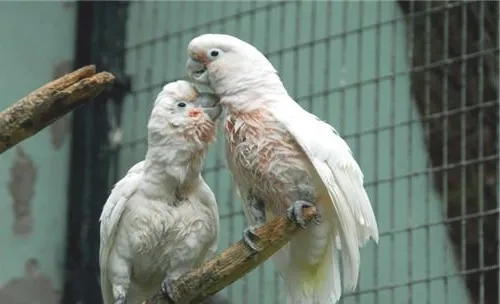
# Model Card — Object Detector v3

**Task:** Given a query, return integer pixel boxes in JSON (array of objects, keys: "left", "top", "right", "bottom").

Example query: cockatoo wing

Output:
[
  {"left": 99, "top": 160, "right": 145, "bottom": 303},
  {"left": 268, "top": 98, "right": 379, "bottom": 292}
]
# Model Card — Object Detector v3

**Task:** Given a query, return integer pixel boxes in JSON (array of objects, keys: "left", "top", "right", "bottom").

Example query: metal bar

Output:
[
  {"left": 63, "top": 2, "right": 130, "bottom": 304},
  {"left": 497, "top": 5, "right": 500, "bottom": 302},
  {"left": 389, "top": 2, "right": 398, "bottom": 303},
  {"left": 407, "top": 0, "right": 418, "bottom": 300},
  {"left": 373, "top": 1, "right": 382, "bottom": 303},
  {"left": 322, "top": 0, "right": 332, "bottom": 138},
  {"left": 441, "top": 2, "right": 450, "bottom": 303},
  {"left": 497, "top": 6, "right": 500, "bottom": 302},
  {"left": 307, "top": 0, "right": 316, "bottom": 114},
  {"left": 339, "top": 0, "right": 348, "bottom": 135},
  {"left": 477, "top": 2, "right": 486, "bottom": 304},
  {"left": 131, "top": 1, "right": 144, "bottom": 164},
  {"left": 423, "top": 1, "right": 432, "bottom": 303},
  {"left": 62, "top": 1, "right": 95, "bottom": 302},
  {"left": 355, "top": 2, "right": 364, "bottom": 302},
  {"left": 459, "top": 0, "right": 468, "bottom": 284}
]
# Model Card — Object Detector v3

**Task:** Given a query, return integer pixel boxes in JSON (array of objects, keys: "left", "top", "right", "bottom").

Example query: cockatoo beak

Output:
[
  {"left": 194, "top": 92, "right": 222, "bottom": 121},
  {"left": 186, "top": 57, "right": 209, "bottom": 84}
]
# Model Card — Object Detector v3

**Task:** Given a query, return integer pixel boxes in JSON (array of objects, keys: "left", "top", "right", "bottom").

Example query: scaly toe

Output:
[
  {"left": 313, "top": 212, "right": 323, "bottom": 225},
  {"left": 160, "top": 278, "right": 175, "bottom": 302},
  {"left": 287, "top": 200, "right": 316, "bottom": 228},
  {"left": 243, "top": 226, "right": 262, "bottom": 252}
]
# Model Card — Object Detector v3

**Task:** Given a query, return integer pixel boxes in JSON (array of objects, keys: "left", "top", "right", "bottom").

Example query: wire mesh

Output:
[{"left": 97, "top": 1, "right": 499, "bottom": 303}]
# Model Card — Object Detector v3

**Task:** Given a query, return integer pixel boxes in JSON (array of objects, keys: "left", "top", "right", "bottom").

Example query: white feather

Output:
[
  {"left": 268, "top": 98, "right": 379, "bottom": 292},
  {"left": 186, "top": 33, "right": 379, "bottom": 304},
  {"left": 99, "top": 161, "right": 145, "bottom": 304},
  {"left": 98, "top": 80, "right": 221, "bottom": 304},
  {"left": 99, "top": 164, "right": 220, "bottom": 304}
]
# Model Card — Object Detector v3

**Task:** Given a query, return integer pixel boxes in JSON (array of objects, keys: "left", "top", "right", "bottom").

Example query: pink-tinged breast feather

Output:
[{"left": 224, "top": 108, "right": 311, "bottom": 216}]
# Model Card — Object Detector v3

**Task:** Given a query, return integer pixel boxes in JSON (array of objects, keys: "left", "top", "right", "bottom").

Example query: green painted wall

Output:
[
  {"left": 118, "top": 1, "right": 472, "bottom": 303},
  {"left": 0, "top": 2, "right": 76, "bottom": 302}
]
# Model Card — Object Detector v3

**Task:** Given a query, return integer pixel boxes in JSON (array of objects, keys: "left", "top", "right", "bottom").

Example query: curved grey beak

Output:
[
  {"left": 186, "top": 57, "right": 208, "bottom": 84},
  {"left": 194, "top": 92, "right": 222, "bottom": 121}
]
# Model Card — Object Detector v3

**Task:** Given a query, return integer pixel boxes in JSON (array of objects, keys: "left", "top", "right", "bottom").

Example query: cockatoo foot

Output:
[
  {"left": 160, "top": 277, "right": 176, "bottom": 303},
  {"left": 243, "top": 224, "right": 263, "bottom": 253},
  {"left": 287, "top": 200, "right": 322, "bottom": 228}
]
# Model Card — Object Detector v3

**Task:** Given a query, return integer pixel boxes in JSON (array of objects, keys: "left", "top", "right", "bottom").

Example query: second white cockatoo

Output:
[
  {"left": 185, "top": 34, "right": 379, "bottom": 304},
  {"left": 99, "top": 80, "right": 225, "bottom": 304}
]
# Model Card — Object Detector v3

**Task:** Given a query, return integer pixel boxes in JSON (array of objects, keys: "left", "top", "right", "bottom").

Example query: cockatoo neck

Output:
[
  {"left": 214, "top": 71, "right": 288, "bottom": 113},
  {"left": 141, "top": 142, "right": 205, "bottom": 202}
]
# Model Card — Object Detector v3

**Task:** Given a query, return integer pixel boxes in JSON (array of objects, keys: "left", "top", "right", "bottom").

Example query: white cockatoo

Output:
[
  {"left": 99, "top": 80, "right": 225, "bottom": 304},
  {"left": 185, "top": 34, "right": 379, "bottom": 304}
]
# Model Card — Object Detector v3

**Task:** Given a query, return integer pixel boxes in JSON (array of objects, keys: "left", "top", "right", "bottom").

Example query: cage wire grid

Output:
[{"left": 98, "top": 1, "right": 499, "bottom": 303}]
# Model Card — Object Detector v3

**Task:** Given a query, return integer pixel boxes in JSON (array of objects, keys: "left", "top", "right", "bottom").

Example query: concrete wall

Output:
[{"left": 0, "top": 2, "right": 77, "bottom": 303}]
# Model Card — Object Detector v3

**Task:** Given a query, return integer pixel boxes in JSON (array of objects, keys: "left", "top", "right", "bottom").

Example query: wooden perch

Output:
[
  {"left": 0, "top": 65, "right": 115, "bottom": 154},
  {"left": 142, "top": 206, "right": 318, "bottom": 304}
]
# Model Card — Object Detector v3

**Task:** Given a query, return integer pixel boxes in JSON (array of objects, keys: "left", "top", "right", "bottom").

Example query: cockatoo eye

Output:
[
  {"left": 177, "top": 102, "right": 186, "bottom": 108},
  {"left": 207, "top": 48, "right": 222, "bottom": 60}
]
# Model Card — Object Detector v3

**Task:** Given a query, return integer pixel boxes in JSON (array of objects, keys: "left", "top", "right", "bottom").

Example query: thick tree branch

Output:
[
  {"left": 142, "top": 206, "right": 318, "bottom": 304},
  {"left": 0, "top": 65, "right": 115, "bottom": 154}
]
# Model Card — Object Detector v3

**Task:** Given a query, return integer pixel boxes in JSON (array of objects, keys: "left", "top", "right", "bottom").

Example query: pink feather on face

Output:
[
  {"left": 183, "top": 110, "right": 217, "bottom": 145},
  {"left": 193, "top": 49, "right": 210, "bottom": 66}
]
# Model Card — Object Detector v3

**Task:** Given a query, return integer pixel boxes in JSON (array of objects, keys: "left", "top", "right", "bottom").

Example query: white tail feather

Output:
[
  {"left": 333, "top": 164, "right": 379, "bottom": 246},
  {"left": 284, "top": 237, "right": 341, "bottom": 304}
]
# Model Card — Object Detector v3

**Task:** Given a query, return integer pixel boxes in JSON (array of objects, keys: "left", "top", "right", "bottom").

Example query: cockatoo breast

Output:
[
  {"left": 224, "top": 108, "right": 317, "bottom": 217},
  {"left": 116, "top": 188, "right": 217, "bottom": 286}
]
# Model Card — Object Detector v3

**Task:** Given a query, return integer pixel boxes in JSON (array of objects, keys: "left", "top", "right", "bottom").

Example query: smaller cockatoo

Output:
[
  {"left": 99, "top": 80, "right": 225, "bottom": 304},
  {"left": 185, "top": 34, "right": 379, "bottom": 304}
]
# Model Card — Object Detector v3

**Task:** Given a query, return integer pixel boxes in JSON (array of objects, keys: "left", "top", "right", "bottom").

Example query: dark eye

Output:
[
  {"left": 209, "top": 49, "right": 219, "bottom": 57},
  {"left": 177, "top": 102, "right": 186, "bottom": 108}
]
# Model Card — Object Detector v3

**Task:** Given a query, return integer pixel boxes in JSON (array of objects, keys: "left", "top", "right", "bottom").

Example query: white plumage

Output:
[
  {"left": 185, "top": 33, "right": 379, "bottom": 304},
  {"left": 268, "top": 99, "right": 379, "bottom": 298},
  {"left": 99, "top": 80, "right": 223, "bottom": 304}
]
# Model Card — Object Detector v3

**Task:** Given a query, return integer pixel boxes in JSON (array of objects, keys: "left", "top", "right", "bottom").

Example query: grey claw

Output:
[
  {"left": 160, "top": 277, "right": 175, "bottom": 303},
  {"left": 313, "top": 211, "right": 323, "bottom": 224},
  {"left": 287, "top": 200, "right": 320, "bottom": 228},
  {"left": 243, "top": 225, "right": 262, "bottom": 252}
]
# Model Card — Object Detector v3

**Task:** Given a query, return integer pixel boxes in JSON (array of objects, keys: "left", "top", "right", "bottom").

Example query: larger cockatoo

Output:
[
  {"left": 185, "top": 34, "right": 379, "bottom": 304},
  {"left": 99, "top": 80, "right": 226, "bottom": 304}
]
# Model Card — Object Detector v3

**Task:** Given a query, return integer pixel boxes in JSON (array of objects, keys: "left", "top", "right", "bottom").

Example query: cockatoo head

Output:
[
  {"left": 147, "top": 80, "right": 222, "bottom": 149},
  {"left": 185, "top": 33, "right": 284, "bottom": 99}
]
